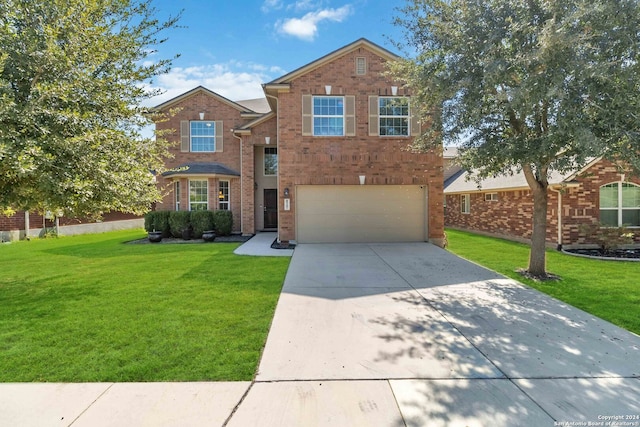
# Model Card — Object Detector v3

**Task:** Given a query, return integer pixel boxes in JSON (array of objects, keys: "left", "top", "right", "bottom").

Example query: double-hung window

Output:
[
  {"left": 600, "top": 182, "right": 640, "bottom": 227},
  {"left": 461, "top": 194, "right": 470, "bottom": 214},
  {"left": 313, "top": 96, "right": 344, "bottom": 136},
  {"left": 174, "top": 181, "right": 181, "bottom": 211},
  {"left": 180, "top": 120, "right": 223, "bottom": 152},
  {"left": 190, "top": 121, "right": 216, "bottom": 152},
  {"left": 379, "top": 97, "right": 409, "bottom": 136},
  {"left": 189, "top": 180, "right": 208, "bottom": 211},
  {"left": 218, "top": 181, "right": 229, "bottom": 210}
]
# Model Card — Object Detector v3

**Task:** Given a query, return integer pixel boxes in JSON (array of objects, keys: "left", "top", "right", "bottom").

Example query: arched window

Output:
[{"left": 599, "top": 182, "right": 640, "bottom": 227}]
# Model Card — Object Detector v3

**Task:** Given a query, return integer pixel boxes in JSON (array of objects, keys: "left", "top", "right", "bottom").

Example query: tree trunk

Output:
[{"left": 528, "top": 183, "right": 549, "bottom": 277}]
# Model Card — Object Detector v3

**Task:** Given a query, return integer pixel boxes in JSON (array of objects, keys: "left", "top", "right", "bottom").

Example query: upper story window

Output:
[
  {"left": 190, "top": 121, "right": 216, "bottom": 152},
  {"left": 600, "top": 182, "right": 640, "bottom": 227},
  {"left": 379, "top": 97, "right": 409, "bottom": 136},
  {"left": 180, "top": 120, "right": 223, "bottom": 153},
  {"left": 264, "top": 147, "right": 277, "bottom": 176},
  {"left": 313, "top": 96, "right": 344, "bottom": 136}
]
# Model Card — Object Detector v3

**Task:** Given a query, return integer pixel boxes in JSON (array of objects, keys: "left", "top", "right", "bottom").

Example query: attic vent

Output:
[{"left": 356, "top": 57, "right": 366, "bottom": 75}]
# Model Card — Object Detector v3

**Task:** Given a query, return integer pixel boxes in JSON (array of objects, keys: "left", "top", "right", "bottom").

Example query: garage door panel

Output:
[{"left": 296, "top": 185, "right": 426, "bottom": 243}]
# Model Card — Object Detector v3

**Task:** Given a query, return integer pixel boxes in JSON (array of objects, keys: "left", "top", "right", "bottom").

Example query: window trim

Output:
[
  {"left": 264, "top": 147, "right": 277, "bottom": 177},
  {"left": 378, "top": 96, "right": 410, "bottom": 137},
  {"left": 218, "top": 180, "right": 230, "bottom": 211},
  {"left": 484, "top": 192, "right": 498, "bottom": 202},
  {"left": 312, "top": 95, "right": 345, "bottom": 137},
  {"left": 190, "top": 121, "right": 216, "bottom": 152},
  {"left": 355, "top": 57, "right": 366, "bottom": 75},
  {"left": 174, "top": 181, "right": 181, "bottom": 211},
  {"left": 461, "top": 194, "right": 470, "bottom": 214},
  {"left": 599, "top": 182, "right": 640, "bottom": 227},
  {"left": 189, "top": 179, "right": 208, "bottom": 211}
]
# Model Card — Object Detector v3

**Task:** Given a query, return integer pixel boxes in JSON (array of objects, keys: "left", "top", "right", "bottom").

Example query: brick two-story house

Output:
[{"left": 153, "top": 38, "right": 445, "bottom": 245}]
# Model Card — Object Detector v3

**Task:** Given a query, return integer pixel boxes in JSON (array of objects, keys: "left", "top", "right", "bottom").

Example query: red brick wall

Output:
[
  {"left": 445, "top": 160, "right": 640, "bottom": 246},
  {"left": 154, "top": 91, "right": 247, "bottom": 233},
  {"left": 275, "top": 47, "right": 444, "bottom": 243}
]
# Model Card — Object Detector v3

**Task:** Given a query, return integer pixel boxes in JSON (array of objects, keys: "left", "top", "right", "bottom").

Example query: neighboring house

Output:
[
  {"left": 0, "top": 211, "right": 142, "bottom": 242},
  {"left": 444, "top": 156, "right": 640, "bottom": 248},
  {"left": 153, "top": 38, "right": 445, "bottom": 245}
]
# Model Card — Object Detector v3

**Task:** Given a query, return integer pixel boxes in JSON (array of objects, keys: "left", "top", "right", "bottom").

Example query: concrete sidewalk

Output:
[{"left": 2, "top": 242, "right": 639, "bottom": 426}]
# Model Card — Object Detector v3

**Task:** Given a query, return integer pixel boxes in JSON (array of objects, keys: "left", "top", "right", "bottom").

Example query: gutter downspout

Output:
[
  {"left": 265, "top": 92, "right": 281, "bottom": 242},
  {"left": 550, "top": 186, "right": 563, "bottom": 250},
  {"left": 231, "top": 131, "right": 244, "bottom": 235}
]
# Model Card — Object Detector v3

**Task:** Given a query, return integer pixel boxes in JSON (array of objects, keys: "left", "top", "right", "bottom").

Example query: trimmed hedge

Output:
[
  {"left": 144, "top": 210, "right": 232, "bottom": 238},
  {"left": 168, "top": 211, "right": 191, "bottom": 238},
  {"left": 190, "top": 210, "right": 215, "bottom": 239},
  {"left": 144, "top": 211, "right": 171, "bottom": 237},
  {"left": 213, "top": 210, "right": 233, "bottom": 236}
]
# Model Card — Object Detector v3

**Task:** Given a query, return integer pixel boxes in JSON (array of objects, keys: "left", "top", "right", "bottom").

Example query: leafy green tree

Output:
[
  {"left": 391, "top": 0, "right": 640, "bottom": 277},
  {"left": 0, "top": 0, "right": 180, "bottom": 218}
]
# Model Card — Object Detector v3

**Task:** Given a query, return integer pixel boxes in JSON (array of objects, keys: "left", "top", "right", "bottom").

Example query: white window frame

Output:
[
  {"left": 461, "top": 194, "right": 470, "bottom": 214},
  {"left": 379, "top": 96, "right": 410, "bottom": 137},
  {"left": 189, "top": 179, "right": 208, "bottom": 211},
  {"left": 312, "top": 96, "right": 345, "bottom": 136},
  {"left": 485, "top": 192, "right": 498, "bottom": 202},
  {"left": 264, "top": 147, "right": 277, "bottom": 176},
  {"left": 218, "top": 180, "right": 230, "bottom": 210},
  {"left": 190, "top": 121, "right": 216, "bottom": 152},
  {"left": 600, "top": 182, "right": 640, "bottom": 227},
  {"left": 174, "top": 181, "right": 181, "bottom": 211}
]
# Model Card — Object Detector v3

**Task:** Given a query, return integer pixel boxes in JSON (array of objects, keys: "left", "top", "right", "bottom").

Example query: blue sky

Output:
[{"left": 147, "top": 0, "right": 408, "bottom": 105}]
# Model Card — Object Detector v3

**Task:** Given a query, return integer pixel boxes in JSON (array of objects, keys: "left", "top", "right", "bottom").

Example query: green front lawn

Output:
[
  {"left": 445, "top": 229, "right": 640, "bottom": 335},
  {"left": 0, "top": 230, "right": 290, "bottom": 382}
]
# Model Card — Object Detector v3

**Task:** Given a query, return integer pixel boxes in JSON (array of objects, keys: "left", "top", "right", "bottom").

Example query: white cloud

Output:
[
  {"left": 144, "top": 61, "right": 287, "bottom": 107},
  {"left": 262, "top": 0, "right": 284, "bottom": 12},
  {"left": 277, "top": 5, "right": 353, "bottom": 41}
]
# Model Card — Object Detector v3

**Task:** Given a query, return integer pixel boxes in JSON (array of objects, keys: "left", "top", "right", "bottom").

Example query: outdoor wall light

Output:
[
  {"left": 284, "top": 187, "right": 290, "bottom": 197},
  {"left": 265, "top": 136, "right": 271, "bottom": 145},
  {"left": 199, "top": 112, "right": 205, "bottom": 120}
]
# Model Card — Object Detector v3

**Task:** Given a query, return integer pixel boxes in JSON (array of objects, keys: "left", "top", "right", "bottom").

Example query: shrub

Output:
[
  {"left": 579, "top": 223, "right": 636, "bottom": 252},
  {"left": 213, "top": 210, "right": 233, "bottom": 236},
  {"left": 144, "top": 211, "right": 171, "bottom": 236},
  {"left": 169, "top": 211, "right": 191, "bottom": 238},
  {"left": 190, "top": 210, "right": 215, "bottom": 239}
]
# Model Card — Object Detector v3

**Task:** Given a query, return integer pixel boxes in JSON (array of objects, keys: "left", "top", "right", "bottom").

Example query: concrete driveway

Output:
[{"left": 231, "top": 243, "right": 640, "bottom": 426}]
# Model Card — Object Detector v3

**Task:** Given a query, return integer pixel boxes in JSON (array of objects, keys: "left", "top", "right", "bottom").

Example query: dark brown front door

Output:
[{"left": 264, "top": 189, "right": 278, "bottom": 229}]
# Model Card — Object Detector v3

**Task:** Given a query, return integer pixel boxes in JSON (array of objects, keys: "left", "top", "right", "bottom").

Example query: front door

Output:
[{"left": 264, "top": 189, "right": 278, "bottom": 229}]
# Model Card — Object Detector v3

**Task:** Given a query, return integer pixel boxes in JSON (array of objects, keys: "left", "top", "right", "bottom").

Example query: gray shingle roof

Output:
[{"left": 162, "top": 162, "right": 240, "bottom": 178}]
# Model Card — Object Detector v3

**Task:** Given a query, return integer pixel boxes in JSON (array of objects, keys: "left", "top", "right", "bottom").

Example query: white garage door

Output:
[{"left": 296, "top": 185, "right": 427, "bottom": 243}]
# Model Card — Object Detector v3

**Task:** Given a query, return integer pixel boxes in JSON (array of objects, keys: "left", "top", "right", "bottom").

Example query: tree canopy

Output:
[
  {"left": 0, "top": 0, "right": 180, "bottom": 218},
  {"left": 391, "top": 0, "right": 640, "bottom": 276}
]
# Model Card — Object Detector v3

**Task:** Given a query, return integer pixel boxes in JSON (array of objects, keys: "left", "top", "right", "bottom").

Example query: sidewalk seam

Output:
[
  {"left": 221, "top": 381, "right": 255, "bottom": 427},
  {"left": 67, "top": 383, "right": 114, "bottom": 427}
]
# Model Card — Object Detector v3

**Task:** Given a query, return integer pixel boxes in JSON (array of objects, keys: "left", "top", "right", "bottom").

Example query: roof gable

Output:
[
  {"left": 152, "top": 86, "right": 257, "bottom": 113},
  {"left": 266, "top": 38, "right": 399, "bottom": 85}
]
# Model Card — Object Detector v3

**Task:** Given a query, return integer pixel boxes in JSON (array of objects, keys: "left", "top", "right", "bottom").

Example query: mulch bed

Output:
[
  {"left": 563, "top": 248, "right": 640, "bottom": 260},
  {"left": 128, "top": 234, "right": 252, "bottom": 244}
]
